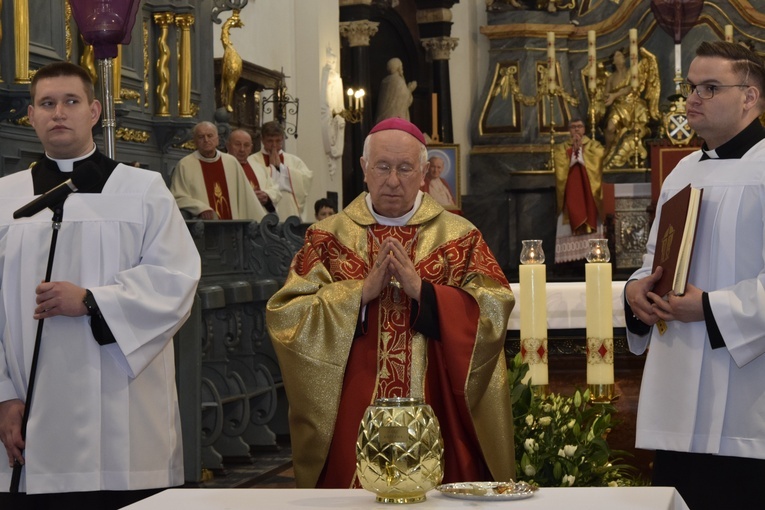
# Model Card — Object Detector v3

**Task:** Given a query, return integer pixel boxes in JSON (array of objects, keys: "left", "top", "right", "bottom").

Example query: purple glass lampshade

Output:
[
  {"left": 650, "top": 0, "right": 703, "bottom": 44},
  {"left": 70, "top": 0, "right": 141, "bottom": 59}
]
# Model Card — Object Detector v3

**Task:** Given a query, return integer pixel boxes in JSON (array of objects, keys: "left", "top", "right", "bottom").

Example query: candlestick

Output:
[
  {"left": 431, "top": 93, "right": 439, "bottom": 142},
  {"left": 725, "top": 25, "right": 733, "bottom": 42},
  {"left": 547, "top": 32, "right": 556, "bottom": 94},
  {"left": 629, "top": 29, "right": 639, "bottom": 90},
  {"left": 519, "top": 240, "right": 548, "bottom": 393},
  {"left": 588, "top": 30, "right": 597, "bottom": 93},
  {"left": 585, "top": 239, "right": 614, "bottom": 403}
]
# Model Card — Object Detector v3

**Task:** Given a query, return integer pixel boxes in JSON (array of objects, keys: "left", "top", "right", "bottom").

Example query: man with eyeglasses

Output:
[
  {"left": 624, "top": 41, "right": 765, "bottom": 509},
  {"left": 267, "top": 117, "right": 516, "bottom": 488}
]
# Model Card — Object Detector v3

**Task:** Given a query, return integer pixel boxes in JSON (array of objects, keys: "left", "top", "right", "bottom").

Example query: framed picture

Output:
[{"left": 423, "top": 144, "right": 460, "bottom": 211}]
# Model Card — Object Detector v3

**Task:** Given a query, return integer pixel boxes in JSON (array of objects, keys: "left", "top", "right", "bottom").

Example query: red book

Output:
[{"left": 651, "top": 184, "right": 703, "bottom": 297}]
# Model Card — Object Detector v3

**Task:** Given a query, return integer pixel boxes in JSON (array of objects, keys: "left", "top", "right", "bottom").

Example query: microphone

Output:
[{"left": 13, "top": 162, "right": 103, "bottom": 219}]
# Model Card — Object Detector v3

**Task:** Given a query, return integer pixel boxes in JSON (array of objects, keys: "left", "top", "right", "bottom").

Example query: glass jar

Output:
[
  {"left": 520, "top": 239, "right": 545, "bottom": 265},
  {"left": 586, "top": 239, "right": 610, "bottom": 263}
]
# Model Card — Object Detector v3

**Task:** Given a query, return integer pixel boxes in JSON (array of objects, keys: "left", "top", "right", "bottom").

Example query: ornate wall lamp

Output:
[
  {"left": 70, "top": 0, "right": 141, "bottom": 159},
  {"left": 262, "top": 80, "right": 300, "bottom": 138},
  {"left": 334, "top": 87, "right": 365, "bottom": 124}
]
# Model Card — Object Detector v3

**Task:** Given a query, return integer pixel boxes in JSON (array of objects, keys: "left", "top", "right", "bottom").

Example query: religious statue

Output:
[
  {"left": 321, "top": 47, "right": 346, "bottom": 177},
  {"left": 375, "top": 57, "right": 417, "bottom": 123},
  {"left": 220, "top": 9, "right": 244, "bottom": 112},
  {"left": 594, "top": 47, "right": 661, "bottom": 169}
]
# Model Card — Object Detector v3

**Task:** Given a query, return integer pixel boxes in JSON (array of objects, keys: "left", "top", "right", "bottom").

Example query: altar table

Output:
[
  {"left": 122, "top": 487, "right": 689, "bottom": 509},
  {"left": 508, "top": 281, "right": 628, "bottom": 331}
]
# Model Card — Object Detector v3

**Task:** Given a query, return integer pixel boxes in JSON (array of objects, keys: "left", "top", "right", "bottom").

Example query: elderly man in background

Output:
[
  {"left": 226, "top": 128, "right": 281, "bottom": 214},
  {"left": 421, "top": 154, "right": 456, "bottom": 207},
  {"left": 170, "top": 121, "right": 266, "bottom": 220},
  {"left": 248, "top": 121, "right": 312, "bottom": 221},
  {"left": 267, "top": 118, "right": 515, "bottom": 488}
]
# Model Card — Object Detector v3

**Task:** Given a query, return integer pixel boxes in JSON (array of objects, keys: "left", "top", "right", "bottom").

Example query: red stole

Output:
[
  {"left": 564, "top": 147, "right": 598, "bottom": 234},
  {"left": 241, "top": 161, "right": 261, "bottom": 191},
  {"left": 263, "top": 153, "right": 284, "bottom": 167},
  {"left": 316, "top": 225, "right": 487, "bottom": 488},
  {"left": 200, "top": 158, "right": 233, "bottom": 220}
]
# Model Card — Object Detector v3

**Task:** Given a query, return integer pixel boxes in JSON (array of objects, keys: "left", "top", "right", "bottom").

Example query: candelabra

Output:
[{"left": 334, "top": 87, "right": 365, "bottom": 124}]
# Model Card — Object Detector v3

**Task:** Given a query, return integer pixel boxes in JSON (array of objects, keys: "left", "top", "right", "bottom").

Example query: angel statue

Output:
[{"left": 593, "top": 47, "right": 661, "bottom": 169}]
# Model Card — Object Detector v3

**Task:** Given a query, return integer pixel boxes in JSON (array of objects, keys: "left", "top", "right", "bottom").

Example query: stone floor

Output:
[{"left": 190, "top": 442, "right": 296, "bottom": 489}]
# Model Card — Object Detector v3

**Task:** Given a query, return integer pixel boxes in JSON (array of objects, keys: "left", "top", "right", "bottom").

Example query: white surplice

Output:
[
  {"left": 626, "top": 139, "right": 765, "bottom": 459},
  {"left": 244, "top": 154, "right": 282, "bottom": 208},
  {"left": 170, "top": 150, "right": 267, "bottom": 220},
  {"left": 0, "top": 164, "right": 201, "bottom": 493},
  {"left": 248, "top": 151, "right": 312, "bottom": 221}
]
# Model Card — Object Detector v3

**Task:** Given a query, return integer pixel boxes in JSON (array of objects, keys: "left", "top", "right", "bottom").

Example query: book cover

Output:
[{"left": 651, "top": 184, "right": 703, "bottom": 297}]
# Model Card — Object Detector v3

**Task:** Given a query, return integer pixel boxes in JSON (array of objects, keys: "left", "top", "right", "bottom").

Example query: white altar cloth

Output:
[
  {"left": 508, "top": 281, "right": 627, "bottom": 331},
  {"left": 122, "top": 487, "right": 689, "bottom": 510}
]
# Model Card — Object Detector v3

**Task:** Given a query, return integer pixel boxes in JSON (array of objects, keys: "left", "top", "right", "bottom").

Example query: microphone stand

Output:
[{"left": 10, "top": 203, "right": 65, "bottom": 493}]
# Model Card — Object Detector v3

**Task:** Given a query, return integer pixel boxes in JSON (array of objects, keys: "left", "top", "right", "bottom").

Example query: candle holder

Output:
[
  {"left": 585, "top": 238, "right": 609, "bottom": 263},
  {"left": 585, "top": 239, "right": 615, "bottom": 404},
  {"left": 520, "top": 239, "right": 545, "bottom": 264},
  {"left": 519, "top": 240, "right": 548, "bottom": 397},
  {"left": 334, "top": 87, "right": 365, "bottom": 124}
]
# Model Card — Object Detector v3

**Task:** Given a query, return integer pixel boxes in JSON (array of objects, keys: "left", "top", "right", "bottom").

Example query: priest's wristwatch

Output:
[{"left": 83, "top": 289, "right": 100, "bottom": 317}]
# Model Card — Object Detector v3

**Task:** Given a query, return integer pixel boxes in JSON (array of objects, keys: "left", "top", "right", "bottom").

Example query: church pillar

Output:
[
  {"left": 421, "top": 36, "right": 458, "bottom": 143},
  {"left": 339, "top": 10, "right": 379, "bottom": 206},
  {"left": 416, "top": 3, "right": 457, "bottom": 143}
]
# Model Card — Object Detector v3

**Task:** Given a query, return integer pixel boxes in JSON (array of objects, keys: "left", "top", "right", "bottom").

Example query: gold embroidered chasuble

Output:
[{"left": 267, "top": 193, "right": 516, "bottom": 488}]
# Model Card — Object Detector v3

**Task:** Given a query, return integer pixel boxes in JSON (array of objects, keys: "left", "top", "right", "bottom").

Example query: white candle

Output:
[
  {"left": 588, "top": 30, "right": 597, "bottom": 92},
  {"left": 629, "top": 29, "right": 639, "bottom": 90},
  {"left": 725, "top": 25, "right": 733, "bottom": 42},
  {"left": 519, "top": 264, "right": 548, "bottom": 386},
  {"left": 674, "top": 44, "right": 682, "bottom": 78},
  {"left": 547, "top": 32, "right": 556, "bottom": 93},
  {"left": 585, "top": 263, "right": 614, "bottom": 386}
]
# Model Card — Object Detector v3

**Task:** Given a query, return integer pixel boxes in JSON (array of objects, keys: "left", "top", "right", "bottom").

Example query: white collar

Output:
[
  {"left": 46, "top": 144, "right": 97, "bottom": 173},
  {"left": 703, "top": 148, "right": 720, "bottom": 159},
  {"left": 366, "top": 191, "right": 423, "bottom": 226},
  {"left": 195, "top": 150, "right": 221, "bottom": 163}
]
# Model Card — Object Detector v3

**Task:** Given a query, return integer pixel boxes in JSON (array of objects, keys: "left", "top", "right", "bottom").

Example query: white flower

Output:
[
  {"left": 524, "top": 464, "right": 537, "bottom": 476},
  {"left": 563, "top": 445, "right": 578, "bottom": 458},
  {"left": 525, "top": 414, "right": 534, "bottom": 426},
  {"left": 563, "top": 474, "right": 575, "bottom": 486},
  {"left": 608, "top": 481, "right": 619, "bottom": 488},
  {"left": 542, "top": 403, "right": 553, "bottom": 413},
  {"left": 557, "top": 448, "right": 565, "bottom": 458},
  {"left": 538, "top": 416, "right": 552, "bottom": 427},
  {"left": 568, "top": 419, "right": 576, "bottom": 429},
  {"left": 524, "top": 438, "right": 536, "bottom": 453}
]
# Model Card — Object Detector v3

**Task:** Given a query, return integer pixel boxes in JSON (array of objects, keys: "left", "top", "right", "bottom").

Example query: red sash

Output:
[
  {"left": 565, "top": 148, "right": 598, "bottom": 234},
  {"left": 241, "top": 161, "right": 261, "bottom": 191},
  {"left": 200, "top": 158, "right": 233, "bottom": 220}
]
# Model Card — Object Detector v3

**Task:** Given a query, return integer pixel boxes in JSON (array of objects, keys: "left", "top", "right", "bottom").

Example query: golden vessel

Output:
[{"left": 356, "top": 397, "right": 444, "bottom": 504}]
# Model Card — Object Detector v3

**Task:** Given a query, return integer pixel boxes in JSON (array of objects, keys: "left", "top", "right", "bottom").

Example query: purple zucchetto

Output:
[{"left": 368, "top": 117, "right": 426, "bottom": 145}]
